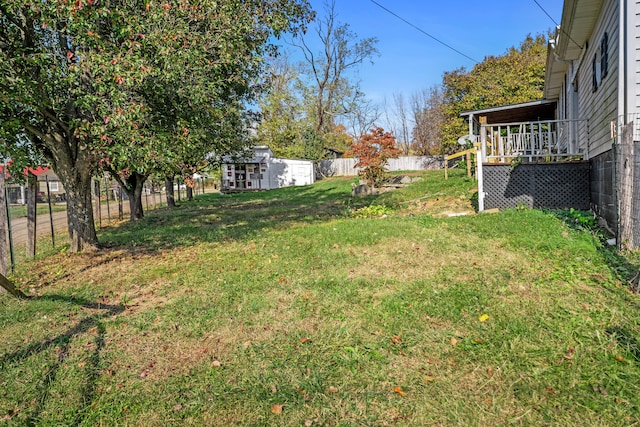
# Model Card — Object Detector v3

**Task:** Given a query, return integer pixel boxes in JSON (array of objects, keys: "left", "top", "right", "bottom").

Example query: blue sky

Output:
[{"left": 282, "top": 0, "right": 564, "bottom": 105}]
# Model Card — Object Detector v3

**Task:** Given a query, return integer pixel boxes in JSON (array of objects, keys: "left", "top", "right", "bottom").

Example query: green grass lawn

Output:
[
  {"left": 1, "top": 169, "right": 640, "bottom": 426},
  {"left": 8, "top": 203, "right": 67, "bottom": 218}
]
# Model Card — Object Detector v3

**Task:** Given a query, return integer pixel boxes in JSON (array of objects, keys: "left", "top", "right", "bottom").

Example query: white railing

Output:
[{"left": 481, "top": 119, "right": 584, "bottom": 162}]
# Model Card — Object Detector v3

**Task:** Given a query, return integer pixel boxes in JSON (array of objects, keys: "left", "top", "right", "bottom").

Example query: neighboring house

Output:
[
  {"left": 221, "top": 146, "right": 315, "bottom": 192},
  {"left": 0, "top": 165, "right": 65, "bottom": 204},
  {"left": 30, "top": 167, "right": 66, "bottom": 202},
  {"left": 465, "top": 0, "right": 640, "bottom": 245}
]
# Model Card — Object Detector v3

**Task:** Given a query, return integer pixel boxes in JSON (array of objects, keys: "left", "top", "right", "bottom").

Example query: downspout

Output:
[
  {"left": 620, "top": 0, "right": 627, "bottom": 120},
  {"left": 615, "top": 0, "right": 627, "bottom": 248}
]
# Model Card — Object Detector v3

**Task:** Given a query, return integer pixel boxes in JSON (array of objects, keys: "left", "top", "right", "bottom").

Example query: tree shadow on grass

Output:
[
  {"left": 99, "top": 184, "right": 375, "bottom": 254},
  {"left": 0, "top": 295, "right": 124, "bottom": 426}
]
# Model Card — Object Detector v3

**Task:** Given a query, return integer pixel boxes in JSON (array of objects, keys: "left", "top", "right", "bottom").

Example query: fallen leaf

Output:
[
  {"left": 173, "top": 404, "right": 183, "bottom": 411},
  {"left": 300, "top": 337, "right": 309, "bottom": 344},
  {"left": 326, "top": 386, "right": 338, "bottom": 393},
  {"left": 212, "top": 360, "right": 222, "bottom": 367},
  {"left": 391, "top": 335, "right": 402, "bottom": 345},
  {"left": 478, "top": 314, "right": 489, "bottom": 322},
  {"left": 304, "top": 420, "right": 313, "bottom": 427},
  {"left": 271, "top": 404, "right": 283, "bottom": 415},
  {"left": 196, "top": 347, "right": 207, "bottom": 354},
  {"left": 270, "top": 384, "right": 277, "bottom": 393},
  {"left": 423, "top": 375, "right": 435, "bottom": 383},
  {"left": 77, "top": 361, "right": 86, "bottom": 368},
  {"left": 564, "top": 347, "right": 575, "bottom": 360},
  {"left": 393, "top": 386, "right": 406, "bottom": 396},
  {"left": 450, "top": 337, "right": 459, "bottom": 346},
  {"left": 614, "top": 355, "right": 627, "bottom": 363}
]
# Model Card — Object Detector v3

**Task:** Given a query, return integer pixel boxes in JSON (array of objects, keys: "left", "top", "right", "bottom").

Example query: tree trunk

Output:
[
  {"left": 165, "top": 176, "right": 176, "bottom": 208},
  {"left": 0, "top": 272, "right": 28, "bottom": 299},
  {"left": 121, "top": 172, "right": 146, "bottom": 221},
  {"left": 186, "top": 186, "right": 193, "bottom": 201},
  {"left": 55, "top": 159, "right": 100, "bottom": 252}
]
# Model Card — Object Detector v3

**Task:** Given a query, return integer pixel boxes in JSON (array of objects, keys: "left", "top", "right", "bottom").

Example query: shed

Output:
[{"left": 221, "top": 146, "right": 315, "bottom": 192}]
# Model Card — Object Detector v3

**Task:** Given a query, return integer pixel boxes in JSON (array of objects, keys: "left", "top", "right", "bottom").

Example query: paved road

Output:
[
  {"left": 8, "top": 189, "right": 213, "bottom": 246},
  {"left": 9, "top": 201, "right": 134, "bottom": 246}
]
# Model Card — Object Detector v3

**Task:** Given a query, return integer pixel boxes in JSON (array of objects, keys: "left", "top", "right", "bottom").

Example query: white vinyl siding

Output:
[
  {"left": 577, "top": 0, "right": 619, "bottom": 158},
  {"left": 634, "top": 1, "right": 640, "bottom": 114}
]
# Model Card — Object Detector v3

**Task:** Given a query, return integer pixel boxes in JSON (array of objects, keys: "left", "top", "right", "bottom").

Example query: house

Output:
[
  {"left": 0, "top": 165, "right": 65, "bottom": 204},
  {"left": 221, "top": 146, "right": 315, "bottom": 192},
  {"left": 465, "top": 0, "right": 640, "bottom": 246}
]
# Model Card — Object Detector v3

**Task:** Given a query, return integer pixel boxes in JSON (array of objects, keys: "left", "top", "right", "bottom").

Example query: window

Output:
[
  {"left": 592, "top": 54, "right": 598, "bottom": 92},
  {"left": 600, "top": 32, "right": 609, "bottom": 78},
  {"left": 48, "top": 181, "right": 59, "bottom": 192},
  {"left": 592, "top": 32, "right": 609, "bottom": 92}
]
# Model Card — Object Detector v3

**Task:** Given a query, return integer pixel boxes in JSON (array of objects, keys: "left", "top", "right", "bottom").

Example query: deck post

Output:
[{"left": 475, "top": 142, "right": 484, "bottom": 211}]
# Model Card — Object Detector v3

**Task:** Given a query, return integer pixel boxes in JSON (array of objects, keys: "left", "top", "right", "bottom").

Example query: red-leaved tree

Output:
[{"left": 349, "top": 127, "right": 402, "bottom": 187}]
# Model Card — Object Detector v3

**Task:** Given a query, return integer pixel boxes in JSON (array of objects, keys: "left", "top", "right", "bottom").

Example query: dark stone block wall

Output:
[
  {"left": 483, "top": 162, "right": 591, "bottom": 210},
  {"left": 590, "top": 150, "right": 617, "bottom": 229}
]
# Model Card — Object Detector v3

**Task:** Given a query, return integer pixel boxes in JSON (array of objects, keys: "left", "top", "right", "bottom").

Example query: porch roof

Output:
[
  {"left": 544, "top": 0, "right": 604, "bottom": 99},
  {"left": 460, "top": 100, "right": 557, "bottom": 124}
]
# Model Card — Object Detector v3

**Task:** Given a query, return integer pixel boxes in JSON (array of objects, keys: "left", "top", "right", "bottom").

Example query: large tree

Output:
[
  {"left": 257, "top": 55, "right": 311, "bottom": 159},
  {"left": 0, "top": 0, "right": 312, "bottom": 249},
  {"left": 439, "top": 34, "right": 548, "bottom": 153},
  {"left": 411, "top": 86, "right": 446, "bottom": 155},
  {"left": 293, "top": 0, "right": 378, "bottom": 135}
]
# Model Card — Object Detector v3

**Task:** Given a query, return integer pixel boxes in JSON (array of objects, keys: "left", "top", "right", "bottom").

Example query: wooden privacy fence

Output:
[{"left": 318, "top": 156, "right": 444, "bottom": 177}]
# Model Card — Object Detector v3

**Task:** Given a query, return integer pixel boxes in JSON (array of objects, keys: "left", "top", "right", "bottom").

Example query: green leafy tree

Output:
[
  {"left": 439, "top": 34, "right": 548, "bottom": 153},
  {"left": 0, "top": 0, "right": 313, "bottom": 249},
  {"left": 257, "top": 56, "right": 311, "bottom": 159},
  {"left": 349, "top": 127, "right": 401, "bottom": 187}
]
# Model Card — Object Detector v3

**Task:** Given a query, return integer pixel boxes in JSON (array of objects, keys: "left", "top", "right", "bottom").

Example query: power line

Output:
[
  {"left": 531, "top": 0, "right": 583, "bottom": 50},
  {"left": 368, "top": 0, "right": 479, "bottom": 64},
  {"left": 532, "top": 0, "right": 559, "bottom": 26}
]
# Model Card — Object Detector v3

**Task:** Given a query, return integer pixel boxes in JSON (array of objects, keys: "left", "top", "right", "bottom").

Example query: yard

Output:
[{"left": 1, "top": 169, "right": 639, "bottom": 426}]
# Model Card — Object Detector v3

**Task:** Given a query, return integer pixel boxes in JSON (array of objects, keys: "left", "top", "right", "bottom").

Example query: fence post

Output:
[
  {"left": 0, "top": 170, "right": 7, "bottom": 277},
  {"left": 118, "top": 186, "right": 123, "bottom": 220},
  {"left": 105, "top": 176, "right": 111, "bottom": 224},
  {"left": 45, "top": 176, "right": 55, "bottom": 248},
  {"left": 95, "top": 179, "right": 102, "bottom": 229},
  {"left": 26, "top": 173, "right": 37, "bottom": 258},
  {"left": 5, "top": 186, "right": 14, "bottom": 273}
]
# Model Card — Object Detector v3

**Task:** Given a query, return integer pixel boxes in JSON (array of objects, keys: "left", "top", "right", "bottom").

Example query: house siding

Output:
[
  {"left": 635, "top": 1, "right": 640, "bottom": 114},
  {"left": 576, "top": 0, "right": 619, "bottom": 158}
]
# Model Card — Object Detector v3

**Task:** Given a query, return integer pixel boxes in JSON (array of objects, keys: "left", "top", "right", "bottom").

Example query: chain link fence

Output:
[{"left": 615, "top": 120, "right": 640, "bottom": 250}]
